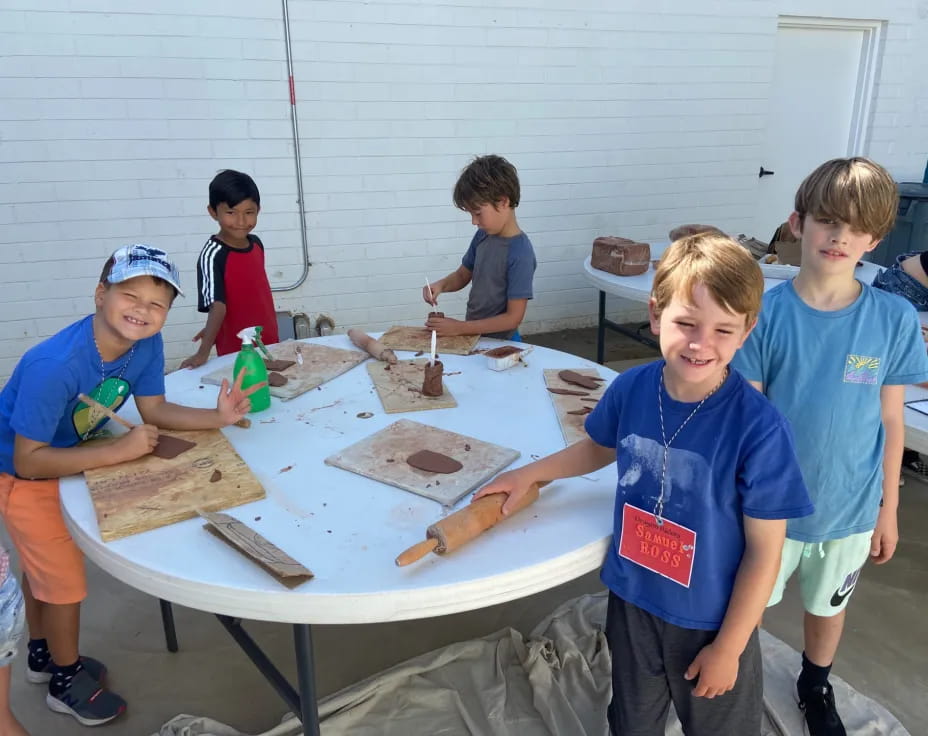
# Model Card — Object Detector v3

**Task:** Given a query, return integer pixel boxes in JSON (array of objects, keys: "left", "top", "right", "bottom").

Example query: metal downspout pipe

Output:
[{"left": 274, "top": 0, "right": 311, "bottom": 292}]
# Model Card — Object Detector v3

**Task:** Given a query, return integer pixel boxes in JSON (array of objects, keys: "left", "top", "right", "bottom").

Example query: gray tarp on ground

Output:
[{"left": 156, "top": 592, "right": 909, "bottom": 736}]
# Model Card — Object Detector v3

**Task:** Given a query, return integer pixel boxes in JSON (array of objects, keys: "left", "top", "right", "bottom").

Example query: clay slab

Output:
[{"left": 324, "top": 418, "right": 519, "bottom": 505}]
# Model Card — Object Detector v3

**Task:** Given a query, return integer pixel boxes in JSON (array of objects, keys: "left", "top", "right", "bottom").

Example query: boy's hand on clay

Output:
[
  {"left": 118, "top": 424, "right": 160, "bottom": 461},
  {"left": 422, "top": 282, "right": 442, "bottom": 306},
  {"left": 474, "top": 469, "right": 537, "bottom": 515},
  {"left": 425, "top": 315, "right": 465, "bottom": 337},
  {"left": 216, "top": 368, "right": 267, "bottom": 424},
  {"left": 870, "top": 505, "right": 899, "bottom": 564},
  {"left": 684, "top": 642, "right": 739, "bottom": 698}
]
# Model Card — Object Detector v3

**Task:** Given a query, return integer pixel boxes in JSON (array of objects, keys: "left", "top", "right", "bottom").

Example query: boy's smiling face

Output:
[
  {"left": 649, "top": 283, "right": 754, "bottom": 401},
  {"left": 94, "top": 275, "right": 173, "bottom": 347},
  {"left": 209, "top": 198, "right": 259, "bottom": 248}
]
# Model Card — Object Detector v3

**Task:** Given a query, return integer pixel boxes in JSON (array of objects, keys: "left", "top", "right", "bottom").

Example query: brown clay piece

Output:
[
  {"left": 547, "top": 387, "right": 589, "bottom": 397},
  {"left": 428, "top": 311, "right": 445, "bottom": 319},
  {"left": 267, "top": 372, "right": 288, "bottom": 387},
  {"left": 484, "top": 346, "right": 523, "bottom": 358},
  {"left": 558, "top": 370, "right": 600, "bottom": 390},
  {"left": 264, "top": 359, "right": 296, "bottom": 372},
  {"left": 209, "top": 469, "right": 222, "bottom": 483},
  {"left": 406, "top": 449, "right": 463, "bottom": 474},
  {"left": 422, "top": 360, "right": 443, "bottom": 397},
  {"left": 567, "top": 406, "right": 594, "bottom": 415},
  {"left": 151, "top": 434, "right": 196, "bottom": 460}
]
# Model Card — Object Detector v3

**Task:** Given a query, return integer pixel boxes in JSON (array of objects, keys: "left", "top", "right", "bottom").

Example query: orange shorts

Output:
[{"left": 0, "top": 474, "right": 86, "bottom": 604}]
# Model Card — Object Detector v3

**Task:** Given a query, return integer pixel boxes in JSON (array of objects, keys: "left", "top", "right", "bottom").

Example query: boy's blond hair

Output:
[
  {"left": 794, "top": 157, "right": 898, "bottom": 240},
  {"left": 652, "top": 233, "right": 764, "bottom": 326}
]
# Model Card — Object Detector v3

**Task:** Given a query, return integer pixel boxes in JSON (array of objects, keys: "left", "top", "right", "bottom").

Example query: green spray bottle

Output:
[{"left": 233, "top": 327, "right": 271, "bottom": 413}]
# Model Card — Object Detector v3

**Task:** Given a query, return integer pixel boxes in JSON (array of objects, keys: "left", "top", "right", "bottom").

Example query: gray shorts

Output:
[
  {"left": 605, "top": 593, "right": 762, "bottom": 736},
  {"left": 0, "top": 570, "right": 25, "bottom": 667}
]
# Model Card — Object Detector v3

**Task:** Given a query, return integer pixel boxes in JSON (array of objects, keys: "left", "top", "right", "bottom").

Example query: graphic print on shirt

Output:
[
  {"left": 843, "top": 354, "right": 880, "bottom": 385},
  {"left": 72, "top": 377, "right": 131, "bottom": 440},
  {"left": 616, "top": 434, "right": 710, "bottom": 581}
]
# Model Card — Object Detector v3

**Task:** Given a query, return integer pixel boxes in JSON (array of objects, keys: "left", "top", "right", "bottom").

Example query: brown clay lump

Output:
[
  {"left": 209, "top": 469, "right": 222, "bottom": 483},
  {"left": 547, "top": 387, "right": 589, "bottom": 396},
  {"left": 406, "top": 450, "right": 463, "bottom": 474},
  {"left": 264, "top": 359, "right": 296, "bottom": 372},
  {"left": 558, "top": 370, "right": 600, "bottom": 390},
  {"left": 567, "top": 406, "right": 594, "bottom": 415},
  {"left": 422, "top": 361, "right": 443, "bottom": 397},
  {"left": 151, "top": 434, "right": 196, "bottom": 459},
  {"left": 267, "top": 372, "right": 288, "bottom": 387},
  {"left": 428, "top": 311, "right": 445, "bottom": 319},
  {"left": 484, "top": 346, "right": 523, "bottom": 358}
]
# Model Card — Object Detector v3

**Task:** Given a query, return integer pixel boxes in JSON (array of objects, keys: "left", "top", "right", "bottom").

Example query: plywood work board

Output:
[
  {"left": 200, "top": 340, "right": 367, "bottom": 400},
  {"left": 367, "top": 359, "right": 457, "bottom": 413},
  {"left": 379, "top": 326, "right": 480, "bottom": 356},
  {"left": 544, "top": 369, "right": 608, "bottom": 446},
  {"left": 85, "top": 429, "right": 265, "bottom": 541},
  {"left": 324, "top": 418, "right": 519, "bottom": 505}
]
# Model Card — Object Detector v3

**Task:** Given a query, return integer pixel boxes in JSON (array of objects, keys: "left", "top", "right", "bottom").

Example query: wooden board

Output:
[
  {"left": 379, "top": 326, "right": 480, "bottom": 356},
  {"left": 324, "top": 418, "right": 519, "bottom": 505},
  {"left": 85, "top": 429, "right": 265, "bottom": 541},
  {"left": 366, "top": 359, "right": 457, "bottom": 413},
  {"left": 201, "top": 340, "right": 367, "bottom": 400},
  {"left": 543, "top": 369, "right": 608, "bottom": 446}
]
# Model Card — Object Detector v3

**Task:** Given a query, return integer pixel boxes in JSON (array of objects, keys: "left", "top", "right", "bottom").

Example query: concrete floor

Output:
[{"left": 5, "top": 326, "right": 926, "bottom": 734}]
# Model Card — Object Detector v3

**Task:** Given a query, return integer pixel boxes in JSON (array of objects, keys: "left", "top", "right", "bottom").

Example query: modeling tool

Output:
[
  {"left": 425, "top": 277, "right": 435, "bottom": 306},
  {"left": 253, "top": 326, "right": 275, "bottom": 362},
  {"left": 429, "top": 329, "right": 437, "bottom": 367},
  {"left": 348, "top": 329, "right": 397, "bottom": 364},
  {"left": 77, "top": 393, "right": 196, "bottom": 459},
  {"left": 395, "top": 481, "right": 549, "bottom": 566},
  {"left": 295, "top": 344, "right": 304, "bottom": 366}
]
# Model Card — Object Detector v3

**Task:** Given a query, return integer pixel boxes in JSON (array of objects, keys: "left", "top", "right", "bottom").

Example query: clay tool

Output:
[
  {"left": 253, "top": 326, "right": 275, "bottom": 362},
  {"left": 295, "top": 344, "right": 304, "bottom": 366},
  {"left": 78, "top": 393, "right": 195, "bottom": 459},
  {"left": 395, "top": 481, "right": 549, "bottom": 566},
  {"left": 348, "top": 328, "right": 398, "bottom": 364},
  {"left": 429, "top": 329, "right": 437, "bottom": 367},
  {"left": 425, "top": 277, "right": 435, "bottom": 307}
]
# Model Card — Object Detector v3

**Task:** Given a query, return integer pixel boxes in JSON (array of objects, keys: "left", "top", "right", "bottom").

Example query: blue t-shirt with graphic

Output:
[
  {"left": 732, "top": 280, "right": 928, "bottom": 542},
  {"left": 0, "top": 315, "right": 165, "bottom": 475},
  {"left": 585, "top": 361, "right": 812, "bottom": 630}
]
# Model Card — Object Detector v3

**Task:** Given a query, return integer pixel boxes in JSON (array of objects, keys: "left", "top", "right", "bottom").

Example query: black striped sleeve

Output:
[{"left": 196, "top": 238, "right": 228, "bottom": 312}]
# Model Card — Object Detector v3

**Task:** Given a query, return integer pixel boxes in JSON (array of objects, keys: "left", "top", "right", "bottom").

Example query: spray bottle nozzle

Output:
[{"left": 236, "top": 326, "right": 260, "bottom": 345}]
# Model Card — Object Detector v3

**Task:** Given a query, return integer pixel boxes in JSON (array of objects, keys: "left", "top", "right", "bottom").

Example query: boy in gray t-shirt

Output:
[{"left": 423, "top": 155, "right": 536, "bottom": 340}]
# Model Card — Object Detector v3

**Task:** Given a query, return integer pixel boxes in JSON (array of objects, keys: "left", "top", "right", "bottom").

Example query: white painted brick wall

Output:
[{"left": 0, "top": 0, "right": 926, "bottom": 383}]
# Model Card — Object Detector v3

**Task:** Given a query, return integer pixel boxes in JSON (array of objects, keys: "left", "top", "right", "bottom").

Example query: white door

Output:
[{"left": 753, "top": 20, "right": 880, "bottom": 241}]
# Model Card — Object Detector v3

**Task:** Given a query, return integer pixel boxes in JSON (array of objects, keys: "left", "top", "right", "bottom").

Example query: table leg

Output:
[
  {"left": 215, "top": 616, "right": 322, "bottom": 734},
  {"left": 597, "top": 291, "right": 607, "bottom": 365},
  {"left": 294, "top": 624, "right": 321, "bottom": 736},
  {"left": 159, "top": 599, "right": 178, "bottom": 653}
]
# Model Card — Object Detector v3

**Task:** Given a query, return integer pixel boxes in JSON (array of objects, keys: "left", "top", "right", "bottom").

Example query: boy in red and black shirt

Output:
[{"left": 181, "top": 170, "right": 279, "bottom": 368}]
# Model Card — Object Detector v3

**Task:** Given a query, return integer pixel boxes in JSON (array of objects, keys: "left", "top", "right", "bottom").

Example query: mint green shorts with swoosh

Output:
[{"left": 767, "top": 532, "right": 873, "bottom": 617}]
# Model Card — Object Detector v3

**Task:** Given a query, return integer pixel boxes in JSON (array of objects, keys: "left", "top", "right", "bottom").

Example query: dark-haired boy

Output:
[
  {"left": 423, "top": 155, "right": 536, "bottom": 340},
  {"left": 0, "top": 245, "right": 261, "bottom": 725},
  {"left": 181, "top": 169, "right": 279, "bottom": 368}
]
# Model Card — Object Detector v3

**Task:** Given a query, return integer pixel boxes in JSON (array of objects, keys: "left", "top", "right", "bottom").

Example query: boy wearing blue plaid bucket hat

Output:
[{"left": 0, "top": 245, "right": 264, "bottom": 727}]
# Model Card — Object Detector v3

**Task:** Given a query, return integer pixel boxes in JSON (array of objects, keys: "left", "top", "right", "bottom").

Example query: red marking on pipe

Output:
[{"left": 289, "top": 75, "right": 296, "bottom": 105}]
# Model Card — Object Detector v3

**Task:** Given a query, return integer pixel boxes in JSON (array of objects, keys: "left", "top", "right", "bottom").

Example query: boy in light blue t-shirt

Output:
[{"left": 733, "top": 157, "right": 928, "bottom": 736}]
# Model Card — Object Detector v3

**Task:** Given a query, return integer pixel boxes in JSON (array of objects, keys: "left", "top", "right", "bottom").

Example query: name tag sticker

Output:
[{"left": 618, "top": 503, "right": 695, "bottom": 588}]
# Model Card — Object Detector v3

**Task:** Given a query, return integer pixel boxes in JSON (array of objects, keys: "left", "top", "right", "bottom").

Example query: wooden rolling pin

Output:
[
  {"left": 348, "top": 328, "right": 398, "bottom": 364},
  {"left": 395, "top": 481, "right": 548, "bottom": 566}
]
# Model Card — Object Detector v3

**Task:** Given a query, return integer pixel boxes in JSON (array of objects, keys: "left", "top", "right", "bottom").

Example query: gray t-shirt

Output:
[{"left": 462, "top": 230, "right": 536, "bottom": 339}]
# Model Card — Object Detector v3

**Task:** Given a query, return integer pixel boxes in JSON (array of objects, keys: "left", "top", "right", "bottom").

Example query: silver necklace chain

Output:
[
  {"left": 655, "top": 366, "right": 728, "bottom": 524},
  {"left": 91, "top": 318, "right": 136, "bottom": 390}
]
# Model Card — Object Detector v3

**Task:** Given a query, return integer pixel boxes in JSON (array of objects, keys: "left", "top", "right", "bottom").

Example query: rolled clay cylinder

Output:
[
  {"left": 422, "top": 360, "right": 443, "bottom": 396},
  {"left": 428, "top": 311, "right": 445, "bottom": 319},
  {"left": 428, "top": 483, "right": 541, "bottom": 555}
]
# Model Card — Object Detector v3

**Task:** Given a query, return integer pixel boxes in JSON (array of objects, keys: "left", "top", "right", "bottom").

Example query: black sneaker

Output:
[
  {"left": 45, "top": 669, "right": 126, "bottom": 726},
  {"left": 798, "top": 683, "right": 847, "bottom": 736}
]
